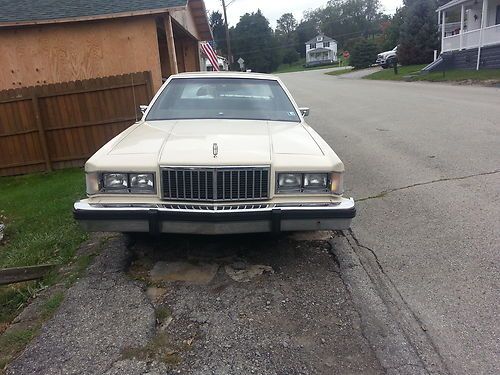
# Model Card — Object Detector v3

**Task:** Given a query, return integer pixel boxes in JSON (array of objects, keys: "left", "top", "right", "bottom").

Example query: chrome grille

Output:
[{"left": 161, "top": 167, "right": 270, "bottom": 202}]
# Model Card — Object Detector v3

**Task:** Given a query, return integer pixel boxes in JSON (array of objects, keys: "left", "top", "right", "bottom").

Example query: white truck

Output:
[{"left": 376, "top": 46, "right": 398, "bottom": 68}]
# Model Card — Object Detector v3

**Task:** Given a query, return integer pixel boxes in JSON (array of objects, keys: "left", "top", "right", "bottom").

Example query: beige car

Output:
[{"left": 73, "top": 72, "right": 355, "bottom": 234}]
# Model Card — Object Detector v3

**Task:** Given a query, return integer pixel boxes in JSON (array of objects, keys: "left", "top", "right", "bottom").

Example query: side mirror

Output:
[
  {"left": 299, "top": 107, "right": 310, "bottom": 117},
  {"left": 139, "top": 105, "right": 148, "bottom": 115}
]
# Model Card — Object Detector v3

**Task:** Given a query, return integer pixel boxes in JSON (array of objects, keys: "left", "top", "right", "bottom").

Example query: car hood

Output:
[{"left": 108, "top": 120, "right": 324, "bottom": 166}]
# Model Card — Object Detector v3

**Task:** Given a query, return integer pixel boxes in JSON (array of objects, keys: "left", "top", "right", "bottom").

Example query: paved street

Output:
[{"left": 279, "top": 70, "right": 500, "bottom": 375}]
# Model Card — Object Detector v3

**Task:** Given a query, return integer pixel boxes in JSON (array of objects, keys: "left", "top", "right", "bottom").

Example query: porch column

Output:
[
  {"left": 164, "top": 13, "right": 178, "bottom": 75},
  {"left": 460, "top": 4, "right": 465, "bottom": 50},
  {"left": 477, "top": 0, "right": 489, "bottom": 69},
  {"left": 441, "top": 11, "right": 446, "bottom": 52}
]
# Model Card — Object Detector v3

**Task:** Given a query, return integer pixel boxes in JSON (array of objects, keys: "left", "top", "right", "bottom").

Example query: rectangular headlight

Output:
[
  {"left": 277, "top": 173, "right": 302, "bottom": 192},
  {"left": 303, "top": 173, "right": 328, "bottom": 191},
  {"left": 103, "top": 173, "right": 128, "bottom": 191},
  {"left": 130, "top": 173, "right": 155, "bottom": 193}
]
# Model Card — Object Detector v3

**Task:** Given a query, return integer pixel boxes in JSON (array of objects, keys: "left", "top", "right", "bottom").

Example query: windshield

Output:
[{"left": 146, "top": 78, "right": 300, "bottom": 122}]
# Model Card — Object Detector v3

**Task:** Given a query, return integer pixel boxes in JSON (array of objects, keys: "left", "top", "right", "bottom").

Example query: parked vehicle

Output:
[
  {"left": 376, "top": 46, "right": 398, "bottom": 68},
  {"left": 73, "top": 72, "right": 356, "bottom": 235}
]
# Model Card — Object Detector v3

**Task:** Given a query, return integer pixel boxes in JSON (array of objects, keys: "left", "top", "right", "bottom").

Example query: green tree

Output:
[
  {"left": 276, "top": 13, "right": 300, "bottom": 64},
  {"left": 231, "top": 10, "right": 282, "bottom": 73},
  {"left": 209, "top": 11, "right": 227, "bottom": 56},
  {"left": 276, "top": 13, "right": 298, "bottom": 37},
  {"left": 349, "top": 38, "right": 378, "bottom": 68},
  {"left": 398, "top": 0, "right": 438, "bottom": 65},
  {"left": 381, "top": 7, "right": 405, "bottom": 51}
]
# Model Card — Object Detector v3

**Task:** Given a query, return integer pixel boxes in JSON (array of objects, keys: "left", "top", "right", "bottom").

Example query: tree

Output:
[
  {"left": 209, "top": 11, "right": 227, "bottom": 56},
  {"left": 397, "top": 0, "right": 438, "bottom": 65},
  {"left": 349, "top": 38, "right": 378, "bottom": 68},
  {"left": 231, "top": 10, "right": 282, "bottom": 72},
  {"left": 276, "top": 13, "right": 298, "bottom": 37},
  {"left": 276, "top": 13, "right": 300, "bottom": 64},
  {"left": 381, "top": 7, "right": 405, "bottom": 51}
]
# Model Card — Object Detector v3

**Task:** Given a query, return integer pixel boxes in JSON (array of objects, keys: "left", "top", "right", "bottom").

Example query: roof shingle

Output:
[{"left": 0, "top": 0, "right": 187, "bottom": 24}]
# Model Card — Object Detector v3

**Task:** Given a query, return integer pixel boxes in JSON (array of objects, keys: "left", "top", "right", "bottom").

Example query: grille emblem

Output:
[{"left": 213, "top": 143, "right": 218, "bottom": 158}]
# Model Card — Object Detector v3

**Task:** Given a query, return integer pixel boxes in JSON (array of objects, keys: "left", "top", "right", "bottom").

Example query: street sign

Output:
[
  {"left": 343, "top": 51, "right": 350, "bottom": 59},
  {"left": 237, "top": 57, "right": 245, "bottom": 70}
]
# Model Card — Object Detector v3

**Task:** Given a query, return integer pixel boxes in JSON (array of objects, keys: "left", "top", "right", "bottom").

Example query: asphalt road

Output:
[{"left": 279, "top": 69, "right": 500, "bottom": 375}]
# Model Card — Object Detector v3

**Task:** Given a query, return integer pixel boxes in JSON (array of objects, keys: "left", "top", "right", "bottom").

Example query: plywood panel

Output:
[{"left": 0, "top": 16, "right": 163, "bottom": 92}]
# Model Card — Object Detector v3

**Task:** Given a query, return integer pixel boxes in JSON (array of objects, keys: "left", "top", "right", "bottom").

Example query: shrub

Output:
[{"left": 350, "top": 39, "right": 378, "bottom": 69}]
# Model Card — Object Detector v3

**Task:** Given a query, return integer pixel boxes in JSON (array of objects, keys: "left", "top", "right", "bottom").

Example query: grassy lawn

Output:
[
  {"left": 0, "top": 168, "right": 87, "bottom": 268},
  {"left": 365, "top": 64, "right": 500, "bottom": 82},
  {"left": 273, "top": 57, "right": 349, "bottom": 74},
  {"left": 0, "top": 169, "right": 87, "bottom": 339}
]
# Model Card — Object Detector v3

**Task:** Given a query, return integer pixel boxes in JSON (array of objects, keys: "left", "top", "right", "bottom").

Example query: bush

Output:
[{"left": 349, "top": 39, "right": 378, "bottom": 69}]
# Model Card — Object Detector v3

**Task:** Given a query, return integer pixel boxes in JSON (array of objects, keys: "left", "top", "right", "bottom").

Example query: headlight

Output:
[
  {"left": 130, "top": 173, "right": 154, "bottom": 193},
  {"left": 276, "top": 172, "right": 343, "bottom": 195},
  {"left": 103, "top": 173, "right": 128, "bottom": 191},
  {"left": 98, "top": 172, "right": 155, "bottom": 194},
  {"left": 277, "top": 173, "right": 302, "bottom": 192},
  {"left": 303, "top": 173, "right": 328, "bottom": 191}
]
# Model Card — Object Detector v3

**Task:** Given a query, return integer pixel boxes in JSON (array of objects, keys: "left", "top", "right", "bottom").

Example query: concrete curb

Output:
[{"left": 329, "top": 232, "right": 449, "bottom": 375}]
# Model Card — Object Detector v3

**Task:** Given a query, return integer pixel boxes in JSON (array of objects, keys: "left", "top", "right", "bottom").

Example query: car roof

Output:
[{"left": 171, "top": 71, "right": 280, "bottom": 81}]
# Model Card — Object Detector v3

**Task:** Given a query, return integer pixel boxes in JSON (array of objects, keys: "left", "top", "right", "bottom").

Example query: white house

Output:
[
  {"left": 305, "top": 34, "right": 338, "bottom": 67},
  {"left": 436, "top": 0, "right": 500, "bottom": 69}
]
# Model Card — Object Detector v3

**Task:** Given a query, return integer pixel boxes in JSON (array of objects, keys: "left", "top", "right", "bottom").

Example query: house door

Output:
[{"left": 496, "top": 5, "right": 500, "bottom": 25}]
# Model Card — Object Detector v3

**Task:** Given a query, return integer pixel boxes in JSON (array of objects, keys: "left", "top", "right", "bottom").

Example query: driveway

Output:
[{"left": 279, "top": 70, "right": 500, "bottom": 375}]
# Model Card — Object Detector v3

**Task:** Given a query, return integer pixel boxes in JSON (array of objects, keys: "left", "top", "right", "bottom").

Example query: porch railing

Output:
[{"left": 442, "top": 25, "right": 500, "bottom": 52}]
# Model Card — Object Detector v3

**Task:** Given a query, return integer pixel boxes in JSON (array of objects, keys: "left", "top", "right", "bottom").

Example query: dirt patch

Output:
[{"left": 126, "top": 233, "right": 384, "bottom": 374}]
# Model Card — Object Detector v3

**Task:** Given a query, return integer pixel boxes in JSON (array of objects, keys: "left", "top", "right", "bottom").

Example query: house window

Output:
[
  {"left": 310, "top": 43, "right": 316, "bottom": 49},
  {"left": 317, "top": 36, "right": 323, "bottom": 42},
  {"left": 324, "top": 42, "right": 330, "bottom": 47}
]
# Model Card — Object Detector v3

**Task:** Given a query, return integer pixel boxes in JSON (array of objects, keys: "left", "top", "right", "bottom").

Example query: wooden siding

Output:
[
  {"left": 0, "top": 16, "right": 163, "bottom": 92},
  {"left": 0, "top": 72, "right": 154, "bottom": 177}
]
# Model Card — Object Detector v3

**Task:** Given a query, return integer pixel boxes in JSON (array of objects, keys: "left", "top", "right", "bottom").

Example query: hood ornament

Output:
[{"left": 213, "top": 143, "right": 218, "bottom": 158}]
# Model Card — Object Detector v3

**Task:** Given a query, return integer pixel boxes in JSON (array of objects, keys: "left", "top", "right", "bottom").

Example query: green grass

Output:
[
  {"left": 325, "top": 67, "right": 354, "bottom": 76},
  {"left": 41, "top": 291, "right": 64, "bottom": 319},
  {"left": 0, "top": 168, "right": 87, "bottom": 268},
  {"left": 0, "top": 168, "right": 88, "bottom": 354},
  {"left": 273, "top": 57, "right": 349, "bottom": 74},
  {"left": 365, "top": 64, "right": 500, "bottom": 82}
]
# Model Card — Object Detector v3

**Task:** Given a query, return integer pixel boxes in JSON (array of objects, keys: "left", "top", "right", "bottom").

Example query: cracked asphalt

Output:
[{"left": 280, "top": 70, "right": 500, "bottom": 375}]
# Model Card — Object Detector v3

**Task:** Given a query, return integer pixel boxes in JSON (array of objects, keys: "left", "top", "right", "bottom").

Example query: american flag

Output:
[{"left": 201, "top": 42, "right": 220, "bottom": 71}]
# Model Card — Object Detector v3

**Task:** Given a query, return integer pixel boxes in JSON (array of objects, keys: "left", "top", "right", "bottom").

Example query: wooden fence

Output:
[{"left": 0, "top": 71, "right": 154, "bottom": 177}]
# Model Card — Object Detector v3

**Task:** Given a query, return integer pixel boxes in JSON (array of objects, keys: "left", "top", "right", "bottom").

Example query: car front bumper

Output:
[{"left": 73, "top": 198, "right": 356, "bottom": 235}]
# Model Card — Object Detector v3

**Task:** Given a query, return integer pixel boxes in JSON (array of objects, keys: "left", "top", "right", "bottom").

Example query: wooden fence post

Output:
[
  {"left": 145, "top": 71, "right": 154, "bottom": 100},
  {"left": 32, "top": 94, "right": 52, "bottom": 172}
]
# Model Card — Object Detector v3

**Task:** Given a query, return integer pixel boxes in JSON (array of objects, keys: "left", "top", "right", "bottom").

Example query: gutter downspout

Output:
[{"left": 476, "top": 0, "right": 488, "bottom": 70}]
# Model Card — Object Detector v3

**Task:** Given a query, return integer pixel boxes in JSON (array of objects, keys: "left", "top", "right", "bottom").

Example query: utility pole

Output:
[{"left": 221, "top": 0, "right": 232, "bottom": 68}]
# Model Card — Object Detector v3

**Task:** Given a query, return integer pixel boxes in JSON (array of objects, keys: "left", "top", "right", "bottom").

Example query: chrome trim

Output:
[{"left": 74, "top": 198, "right": 354, "bottom": 214}]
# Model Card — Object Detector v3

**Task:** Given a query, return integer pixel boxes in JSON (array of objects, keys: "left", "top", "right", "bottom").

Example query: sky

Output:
[{"left": 204, "top": 0, "right": 404, "bottom": 28}]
